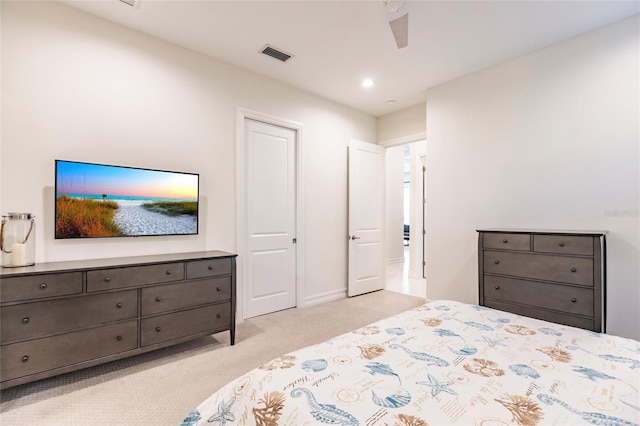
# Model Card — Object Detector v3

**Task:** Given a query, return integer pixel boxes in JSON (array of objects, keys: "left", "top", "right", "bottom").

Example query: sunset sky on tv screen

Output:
[{"left": 56, "top": 161, "right": 198, "bottom": 201}]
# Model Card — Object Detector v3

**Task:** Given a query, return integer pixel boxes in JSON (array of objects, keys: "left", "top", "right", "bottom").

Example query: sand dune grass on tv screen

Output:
[
  {"left": 55, "top": 196, "right": 124, "bottom": 238},
  {"left": 141, "top": 201, "right": 197, "bottom": 217},
  {"left": 56, "top": 196, "right": 198, "bottom": 238}
]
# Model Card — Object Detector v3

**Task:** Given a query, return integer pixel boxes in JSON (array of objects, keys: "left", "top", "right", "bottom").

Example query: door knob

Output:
[{"left": 350, "top": 235, "right": 361, "bottom": 240}]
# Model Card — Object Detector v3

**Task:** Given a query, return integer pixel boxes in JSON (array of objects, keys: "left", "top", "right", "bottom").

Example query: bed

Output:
[{"left": 181, "top": 300, "right": 640, "bottom": 426}]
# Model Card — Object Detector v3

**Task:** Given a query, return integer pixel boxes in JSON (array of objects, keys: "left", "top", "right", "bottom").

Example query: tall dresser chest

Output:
[{"left": 477, "top": 229, "right": 606, "bottom": 332}]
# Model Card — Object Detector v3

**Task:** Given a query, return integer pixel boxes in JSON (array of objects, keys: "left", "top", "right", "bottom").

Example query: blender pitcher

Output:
[{"left": 1, "top": 213, "right": 36, "bottom": 267}]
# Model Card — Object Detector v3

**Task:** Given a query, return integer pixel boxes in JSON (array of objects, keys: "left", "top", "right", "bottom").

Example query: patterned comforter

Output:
[{"left": 182, "top": 300, "right": 640, "bottom": 425}]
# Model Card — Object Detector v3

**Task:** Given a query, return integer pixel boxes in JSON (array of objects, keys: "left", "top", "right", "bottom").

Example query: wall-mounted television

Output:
[{"left": 55, "top": 160, "right": 199, "bottom": 239}]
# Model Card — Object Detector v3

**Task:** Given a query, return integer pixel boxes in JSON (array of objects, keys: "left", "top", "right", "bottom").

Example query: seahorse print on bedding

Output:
[
  {"left": 291, "top": 387, "right": 359, "bottom": 425},
  {"left": 444, "top": 317, "right": 494, "bottom": 331},
  {"left": 537, "top": 394, "right": 639, "bottom": 426},
  {"left": 433, "top": 328, "right": 478, "bottom": 356},
  {"left": 566, "top": 345, "right": 640, "bottom": 369},
  {"left": 389, "top": 344, "right": 449, "bottom": 367}
]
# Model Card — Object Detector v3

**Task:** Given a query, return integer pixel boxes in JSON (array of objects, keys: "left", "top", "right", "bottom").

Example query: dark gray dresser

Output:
[
  {"left": 477, "top": 229, "right": 606, "bottom": 332},
  {"left": 0, "top": 251, "right": 236, "bottom": 389}
]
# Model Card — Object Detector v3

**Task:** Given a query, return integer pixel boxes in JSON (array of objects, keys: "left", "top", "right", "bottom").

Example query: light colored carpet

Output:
[{"left": 0, "top": 290, "right": 424, "bottom": 425}]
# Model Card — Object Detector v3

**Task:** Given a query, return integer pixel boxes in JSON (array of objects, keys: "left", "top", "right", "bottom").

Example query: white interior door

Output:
[
  {"left": 244, "top": 119, "right": 296, "bottom": 318},
  {"left": 348, "top": 140, "right": 385, "bottom": 297}
]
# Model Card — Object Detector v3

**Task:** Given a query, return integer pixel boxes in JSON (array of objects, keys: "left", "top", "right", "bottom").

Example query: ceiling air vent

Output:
[{"left": 261, "top": 45, "right": 293, "bottom": 63}]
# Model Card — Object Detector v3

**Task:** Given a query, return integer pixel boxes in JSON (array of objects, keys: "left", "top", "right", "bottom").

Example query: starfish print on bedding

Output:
[
  {"left": 417, "top": 374, "right": 458, "bottom": 397},
  {"left": 207, "top": 397, "right": 236, "bottom": 425}
]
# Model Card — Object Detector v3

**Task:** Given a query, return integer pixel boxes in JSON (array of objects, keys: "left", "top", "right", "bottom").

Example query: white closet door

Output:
[{"left": 244, "top": 119, "right": 296, "bottom": 318}]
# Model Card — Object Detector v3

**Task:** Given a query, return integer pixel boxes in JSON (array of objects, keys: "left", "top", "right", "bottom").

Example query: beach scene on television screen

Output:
[{"left": 55, "top": 162, "right": 198, "bottom": 238}]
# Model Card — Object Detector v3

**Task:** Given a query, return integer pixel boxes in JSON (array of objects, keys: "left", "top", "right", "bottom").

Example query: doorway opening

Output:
[{"left": 384, "top": 140, "right": 426, "bottom": 298}]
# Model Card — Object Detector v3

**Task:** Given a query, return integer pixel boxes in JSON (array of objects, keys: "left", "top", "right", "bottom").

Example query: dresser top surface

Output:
[
  {"left": 477, "top": 228, "right": 608, "bottom": 236},
  {"left": 0, "top": 251, "right": 237, "bottom": 277}
]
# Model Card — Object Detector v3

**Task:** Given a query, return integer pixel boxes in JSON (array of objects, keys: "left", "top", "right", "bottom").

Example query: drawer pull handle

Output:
[
  {"left": 155, "top": 327, "right": 161, "bottom": 332},
  {"left": 22, "top": 317, "right": 30, "bottom": 324},
  {"left": 21, "top": 355, "right": 29, "bottom": 363},
  {"left": 104, "top": 277, "right": 111, "bottom": 282},
  {"left": 571, "top": 267, "right": 577, "bottom": 273},
  {"left": 502, "top": 239, "right": 508, "bottom": 243},
  {"left": 494, "top": 260, "right": 500, "bottom": 265},
  {"left": 166, "top": 270, "right": 171, "bottom": 275},
  {"left": 216, "top": 287, "right": 222, "bottom": 292},
  {"left": 559, "top": 242, "right": 565, "bottom": 247},
  {"left": 495, "top": 285, "right": 500, "bottom": 290},
  {"left": 571, "top": 298, "right": 577, "bottom": 303},
  {"left": 208, "top": 265, "right": 214, "bottom": 270},
  {"left": 216, "top": 313, "right": 222, "bottom": 319},
  {"left": 116, "top": 335, "right": 123, "bottom": 341},
  {"left": 40, "top": 283, "right": 47, "bottom": 290},
  {"left": 116, "top": 303, "right": 123, "bottom": 309},
  {"left": 155, "top": 297, "right": 162, "bottom": 302}
]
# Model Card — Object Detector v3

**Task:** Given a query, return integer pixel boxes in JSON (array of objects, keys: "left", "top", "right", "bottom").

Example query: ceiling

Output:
[{"left": 61, "top": 0, "right": 639, "bottom": 117}]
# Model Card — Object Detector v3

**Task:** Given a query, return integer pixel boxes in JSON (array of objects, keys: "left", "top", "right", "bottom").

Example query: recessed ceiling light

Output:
[
  {"left": 386, "top": 99, "right": 396, "bottom": 104},
  {"left": 361, "top": 78, "right": 375, "bottom": 88}
]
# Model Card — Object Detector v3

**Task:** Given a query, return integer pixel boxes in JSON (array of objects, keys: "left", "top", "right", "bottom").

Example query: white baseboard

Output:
[
  {"left": 304, "top": 289, "right": 347, "bottom": 307},
  {"left": 387, "top": 257, "right": 404, "bottom": 264}
]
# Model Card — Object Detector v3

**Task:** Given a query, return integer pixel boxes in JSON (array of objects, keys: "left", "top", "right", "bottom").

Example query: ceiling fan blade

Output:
[{"left": 388, "top": 12, "right": 409, "bottom": 49}]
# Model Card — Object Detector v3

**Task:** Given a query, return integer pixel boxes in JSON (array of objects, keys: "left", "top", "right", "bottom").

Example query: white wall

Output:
[
  {"left": 378, "top": 103, "right": 426, "bottom": 145},
  {"left": 0, "top": 2, "right": 376, "bottom": 302},
  {"left": 426, "top": 16, "right": 639, "bottom": 339}
]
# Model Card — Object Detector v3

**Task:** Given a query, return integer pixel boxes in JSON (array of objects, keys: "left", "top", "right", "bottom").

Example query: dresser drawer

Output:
[
  {"left": 186, "top": 258, "right": 232, "bottom": 279},
  {"left": 0, "top": 272, "right": 83, "bottom": 303},
  {"left": 141, "top": 303, "right": 231, "bottom": 347},
  {"left": 533, "top": 235, "right": 593, "bottom": 256},
  {"left": 484, "top": 275, "right": 594, "bottom": 316},
  {"left": 484, "top": 251, "right": 593, "bottom": 286},
  {"left": 0, "top": 320, "right": 137, "bottom": 382},
  {"left": 141, "top": 277, "right": 231, "bottom": 316},
  {"left": 482, "top": 233, "right": 530, "bottom": 251},
  {"left": 484, "top": 300, "right": 595, "bottom": 331},
  {"left": 87, "top": 263, "right": 184, "bottom": 292},
  {"left": 1, "top": 290, "right": 137, "bottom": 343}
]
